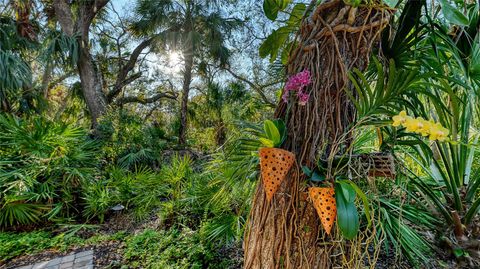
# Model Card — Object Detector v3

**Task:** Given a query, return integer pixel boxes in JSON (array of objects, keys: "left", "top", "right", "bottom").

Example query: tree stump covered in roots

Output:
[{"left": 243, "top": 1, "right": 391, "bottom": 268}]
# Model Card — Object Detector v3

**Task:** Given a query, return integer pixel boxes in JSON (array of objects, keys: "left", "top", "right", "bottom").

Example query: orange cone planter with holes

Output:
[
  {"left": 309, "top": 187, "right": 337, "bottom": 235},
  {"left": 259, "top": 148, "right": 295, "bottom": 202}
]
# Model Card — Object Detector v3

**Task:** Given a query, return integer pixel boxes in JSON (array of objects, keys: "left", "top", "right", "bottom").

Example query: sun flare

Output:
[{"left": 168, "top": 51, "right": 182, "bottom": 73}]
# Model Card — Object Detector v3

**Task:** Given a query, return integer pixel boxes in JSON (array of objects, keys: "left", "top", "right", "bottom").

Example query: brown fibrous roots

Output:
[{"left": 244, "top": 1, "right": 391, "bottom": 268}]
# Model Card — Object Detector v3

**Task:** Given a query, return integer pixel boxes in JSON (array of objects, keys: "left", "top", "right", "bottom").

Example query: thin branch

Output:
[
  {"left": 107, "top": 37, "right": 155, "bottom": 101},
  {"left": 116, "top": 92, "right": 178, "bottom": 105},
  {"left": 223, "top": 66, "right": 277, "bottom": 107},
  {"left": 47, "top": 70, "right": 75, "bottom": 90}
]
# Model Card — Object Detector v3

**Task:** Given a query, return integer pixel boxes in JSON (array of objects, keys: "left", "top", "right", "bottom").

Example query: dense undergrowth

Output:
[{"left": 0, "top": 112, "right": 256, "bottom": 267}]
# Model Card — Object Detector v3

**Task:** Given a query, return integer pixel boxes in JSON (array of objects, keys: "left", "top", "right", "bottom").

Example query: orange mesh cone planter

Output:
[
  {"left": 259, "top": 148, "right": 295, "bottom": 202},
  {"left": 309, "top": 187, "right": 336, "bottom": 235}
]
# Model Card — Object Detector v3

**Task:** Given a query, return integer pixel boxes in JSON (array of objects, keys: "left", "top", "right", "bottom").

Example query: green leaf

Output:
[
  {"left": 259, "top": 27, "right": 290, "bottom": 62},
  {"left": 438, "top": 0, "right": 469, "bottom": 26},
  {"left": 263, "top": 120, "right": 281, "bottom": 147},
  {"left": 263, "top": 0, "right": 292, "bottom": 21},
  {"left": 453, "top": 248, "right": 467, "bottom": 258},
  {"left": 337, "top": 181, "right": 356, "bottom": 203},
  {"left": 287, "top": 3, "right": 306, "bottom": 26},
  {"left": 301, "top": 166, "right": 312, "bottom": 177},
  {"left": 335, "top": 183, "right": 359, "bottom": 240},
  {"left": 469, "top": 35, "right": 480, "bottom": 78},
  {"left": 310, "top": 171, "right": 325, "bottom": 182},
  {"left": 339, "top": 180, "right": 372, "bottom": 227},
  {"left": 281, "top": 41, "right": 296, "bottom": 65},
  {"left": 259, "top": 138, "right": 275, "bottom": 148},
  {"left": 465, "top": 196, "right": 480, "bottom": 225},
  {"left": 272, "top": 119, "right": 286, "bottom": 144}
]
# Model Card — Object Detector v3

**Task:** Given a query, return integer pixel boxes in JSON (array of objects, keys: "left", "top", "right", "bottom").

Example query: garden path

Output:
[{"left": 13, "top": 250, "right": 93, "bottom": 269}]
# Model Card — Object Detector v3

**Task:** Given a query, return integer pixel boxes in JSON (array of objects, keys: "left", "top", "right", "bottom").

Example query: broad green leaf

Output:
[
  {"left": 287, "top": 3, "right": 306, "bottom": 26},
  {"left": 264, "top": 120, "right": 281, "bottom": 146},
  {"left": 438, "top": 0, "right": 469, "bottom": 26},
  {"left": 259, "top": 26, "right": 290, "bottom": 62},
  {"left": 281, "top": 41, "right": 295, "bottom": 65},
  {"left": 259, "top": 33, "right": 274, "bottom": 59},
  {"left": 335, "top": 183, "right": 359, "bottom": 239},
  {"left": 272, "top": 119, "right": 286, "bottom": 145},
  {"left": 339, "top": 180, "right": 372, "bottom": 227},
  {"left": 263, "top": 0, "right": 292, "bottom": 21},
  {"left": 310, "top": 171, "right": 325, "bottom": 182},
  {"left": 337, "top": 181, "right": 356, "bottom": 203}
]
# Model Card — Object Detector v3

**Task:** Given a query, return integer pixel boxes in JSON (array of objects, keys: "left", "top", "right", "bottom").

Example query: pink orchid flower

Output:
[{"left": 283, "top": 70, "right": 312, "bottom": 105}]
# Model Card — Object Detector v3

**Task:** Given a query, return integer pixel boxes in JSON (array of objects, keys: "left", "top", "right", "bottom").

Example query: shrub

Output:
[
  {"left": 0, "top": 114, "right": 99, "bottom": 227},
  {"left": 83, "top": 155, "right": 194, "bottom": 223},
  {"left": 98, "top": 110, "right": 168, "bottom": 170},
  {"left": 123, "top": 228, "right": 237, "bottom": 269}
]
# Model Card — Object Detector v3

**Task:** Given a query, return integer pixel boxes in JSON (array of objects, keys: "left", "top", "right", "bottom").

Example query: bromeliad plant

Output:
[{"left": 258, "top": 119, "right": 295, "bottom": 202}]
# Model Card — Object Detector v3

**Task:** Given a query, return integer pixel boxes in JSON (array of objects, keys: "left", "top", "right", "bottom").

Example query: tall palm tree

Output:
[{"left": 132, "top": 0, "right": 240, "bottom": 146}]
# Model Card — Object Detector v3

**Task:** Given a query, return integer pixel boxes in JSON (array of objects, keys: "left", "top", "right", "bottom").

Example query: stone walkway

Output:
[{"left": 14, "top": 250, "right": 94, "bottom": 269}]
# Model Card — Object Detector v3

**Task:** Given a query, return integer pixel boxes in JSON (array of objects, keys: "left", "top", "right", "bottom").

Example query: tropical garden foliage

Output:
[{"left": 0, "top": 0, "right": 479, "bottom": 268}]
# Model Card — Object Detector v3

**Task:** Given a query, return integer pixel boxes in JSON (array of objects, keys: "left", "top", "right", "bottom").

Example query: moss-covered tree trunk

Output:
[{"left": 243, "top": 1, "right": 390, "bottom": 268}]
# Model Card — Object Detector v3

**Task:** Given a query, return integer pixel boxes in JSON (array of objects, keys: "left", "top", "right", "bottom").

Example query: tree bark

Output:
[
  {"left": 42, "top": 61, "right": 53, "bottom": 98},
  {"left": 178, "top": 2, "right": 194, "bottom": 147},
  {"left": 77, "top": 43, "right": 107, "bottom": 128},
  {"left": 53, "top": 0, "right": 109, "bottom": 128},
  {"left": 243, "top": 1, "right": 390, "bottom": 268},
  {"left": 179, "top": 48, "right": 193, "bottom": 146}
]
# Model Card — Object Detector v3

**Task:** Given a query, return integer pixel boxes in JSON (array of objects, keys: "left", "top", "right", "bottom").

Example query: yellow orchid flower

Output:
[
  {"left": 429, "top": 124, "right": 450, "bottom": 142},
  {"left": 391, "top": 110, "right": 450, "bottom": 142},
  {"left": 392, "top": 110, "right": 410, "bottom": 127},
  {"left": 404, "top": 117, "right": 423, "bottom": 132},
  {"left": 417, "top": 118, "right": 433, "bottom": 136},
  {"left": 438, "top": 127, "right": 450, "bottom": 142}
]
